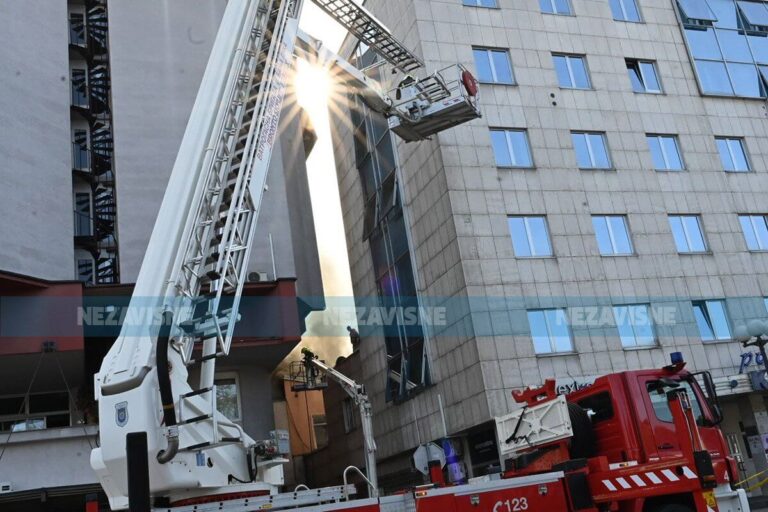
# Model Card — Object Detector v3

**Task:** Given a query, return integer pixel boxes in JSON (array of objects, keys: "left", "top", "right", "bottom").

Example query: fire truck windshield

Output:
[{"left": 646, "top": 379, "right": 705, "bottom": 426}]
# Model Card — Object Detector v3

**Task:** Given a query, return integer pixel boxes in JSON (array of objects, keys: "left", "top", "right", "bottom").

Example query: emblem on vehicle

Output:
[{"left": 115, "top": 402, "right": 129, "bottom": 427}]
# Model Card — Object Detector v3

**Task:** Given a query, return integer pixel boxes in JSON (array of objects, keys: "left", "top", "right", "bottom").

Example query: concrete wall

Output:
[
  {"left": 0, "top": 426, "right": 99, "bottom": 493},
  {"left": 108, "top": 0, "right": 323, "bottom": 298},
  {"left": 107, "top": 0, "right": 228, "bottom": 282},
  {"left": 331, "top": 0, "right": 768, "bottom": 466},
  {"left": 0, "top": 2, "right": 74, "bottom": 280}
]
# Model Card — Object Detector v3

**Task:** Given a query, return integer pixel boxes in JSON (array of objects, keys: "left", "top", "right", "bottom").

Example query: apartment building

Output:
[
  {"left": 0, "top": 1, "right": 322, "bottom": 509},
  {"left": 327, "top": 0, "right": 768, "bottom": 494}
]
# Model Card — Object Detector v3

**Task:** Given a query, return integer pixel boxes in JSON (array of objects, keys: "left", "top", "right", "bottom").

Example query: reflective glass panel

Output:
[
  {"left": 728, "top": 62, "right": 763, "bottom": 97},
  {"left": 695, "top": 60, "right": 734, "bottom": 94}
]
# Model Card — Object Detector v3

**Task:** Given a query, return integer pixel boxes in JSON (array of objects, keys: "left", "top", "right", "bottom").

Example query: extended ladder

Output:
[{"left": 309, "top": 0, "right": 423, "bottom": 73}]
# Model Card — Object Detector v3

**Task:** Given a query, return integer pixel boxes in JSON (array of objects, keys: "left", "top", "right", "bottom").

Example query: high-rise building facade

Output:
[
  {"left": 0, "top": 1, "right": 323, "bottom": 509},
  {"left": 328, "top": 0, "right": 768, "bottom": 494}
]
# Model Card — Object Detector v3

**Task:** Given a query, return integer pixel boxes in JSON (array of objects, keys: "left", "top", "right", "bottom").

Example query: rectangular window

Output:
[
  {"left": 592, "top": 215, "right": 633, "bottom": 255},
  {"left": 71, "top": 68, "right": 88, "bottom": 107},
  {"left": 0, "top": 391, "right": 71, "bottom": 433},
  {"left": 626, "top": 59, "right": 661, "bottom": 93},
  {"left": 609, "top": 0, "right": 641, "bottom": 21},
  {"left": 473, "top": 48, "right": 515, "bottom": 84},
  {"left": 613, "top": 304, "right": 656, "bottom": 348},
  {"left": 72, "top": 129, "right": 89, "bottom": 171},
  {"left": 490, "top": 129, "right": 533, "bottom": 167},
  {"left": 739, "top": 214, "right": 768, "bottom": 250},
  {"left": 74, "top": 192, "right": 92, "bottom": 237},
  {"left": 342, "top": 398, "right": 357, "bottom": 433},
  {"left": 540, "top": 0, "right": 572, "bottom": 15},
  {"left": 528, "top": 309, "right": 574, "bottom": 354},
  {"left": 69, "top": 13, "right": 86, "bottom": 46},
  {"left": 77, "top": 258, "right": 94, "bottom": 284},
  {"left": 463, "top": 0, "right": 497, "bottom": 6},
  {"left": 508, "top": 216, "right": 553, "bottom": 257},
  {"left": 737, "top": 1, "right": 768, "bottom": 33},
  {"left": 647, "top": 134, "right": 684, "bottom": 170},
  {"left": 313, "top": 414, "right": 329, "bottom": 448},
  {"left": 553, "top": 54, "right": 591, "bottom": 89},
  {"left": 669, "top": 215, "right": 708, "bottom": 253},
  {"left": 214, "top": 375, "right": 241, "bottom": 421},
  {"left": 572, "top": 132, "right": 612, "bottom": 169},
  {"left": 716, "top": 137, "right": 750, "bottom": 172},
  {"left": 692, "top": 300, "right": 732, "bottom": 341}
]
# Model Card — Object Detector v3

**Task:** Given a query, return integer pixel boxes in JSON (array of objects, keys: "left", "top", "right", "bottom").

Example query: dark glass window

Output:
[
  {"left": 351, "top": 45, "right": 429, "bottom": 403},
  {"left": 679, "top": 0, "right": 768, "bottom": 98}
]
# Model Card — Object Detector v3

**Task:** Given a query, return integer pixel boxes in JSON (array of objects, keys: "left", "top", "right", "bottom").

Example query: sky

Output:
[{"left": 283, "top": 3, "right": 354, "bottom": 366}]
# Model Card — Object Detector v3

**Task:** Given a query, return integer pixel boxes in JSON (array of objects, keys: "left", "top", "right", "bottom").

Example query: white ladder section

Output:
[
  {"left": 171, "top": 0, "right": 298, "bottom": 368},
  {"left": 151, "top": 485, "right": 358, "bottom": 512},
  {"left": 309, "top": 0, "right": 423, "bottom": 73}
]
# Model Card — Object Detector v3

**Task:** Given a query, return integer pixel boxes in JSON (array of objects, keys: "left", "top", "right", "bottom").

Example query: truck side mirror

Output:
[{"left": 693, "top": 371, "right": 723, "bottom": 426}]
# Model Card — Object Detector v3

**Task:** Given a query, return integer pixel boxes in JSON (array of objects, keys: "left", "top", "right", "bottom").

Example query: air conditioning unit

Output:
[
  {"left": 0, "top": 482, "right": 13, "bottom": 493},
  {"left": 247, "top": 271, "right": 269, "bottom": 283}
]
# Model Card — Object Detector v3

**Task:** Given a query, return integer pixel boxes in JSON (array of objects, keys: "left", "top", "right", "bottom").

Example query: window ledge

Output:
[
  {"left": 477, "top": 81, "right": 517, "bottom": 86},
  {"left": 724, "top": 169, "right": 752, "bottom": 173},
  {"left": 623, "top": 344, "right": 659, "bottom": 351},
  {"left": 747, "top": 250, "right": 768, "bottom": 253},
  {"left": 578, "top": 167, "right": 616, "bottom": 171},
  {"left": 536, "top": 351, "right": 579, "bottom": 358},
  {"left": 515, "top": 256, "right": 557, "bottom": 260},
  {"left": 701, "top": 338, "right": 735, "bottom": 345},
  {"left": 497, "top": 165, "right": 536, "bottom": 171},
  {"left": 633, "top": 90, "right": 664, "bottom": 95},
  {"left": 541, "top": 12, "right": 576, "bottom": 17},
  {"left": 615, "top": 19, "right": 645, "bottom": 23},
  {"left": 677, "top": 251, "right": 713, "bottom": 256},
  {"left": 654, "top": 168, "right": 687, "bottom": 172},
  {"left": 599, "top": 253, "right": 636, "bottom": 257},
  {"left": 559, "top": 86, "right": 595, "bottom": 91}
]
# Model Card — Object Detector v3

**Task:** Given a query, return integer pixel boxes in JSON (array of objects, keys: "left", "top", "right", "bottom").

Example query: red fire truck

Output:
[{"left": 371, "top": 352, "right": 748, "bottom": 512}]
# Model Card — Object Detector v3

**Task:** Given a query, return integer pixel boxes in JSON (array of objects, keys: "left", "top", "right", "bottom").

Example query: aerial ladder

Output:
[{"left": 90, "top": 0, "right": 480, "bottom": 509}]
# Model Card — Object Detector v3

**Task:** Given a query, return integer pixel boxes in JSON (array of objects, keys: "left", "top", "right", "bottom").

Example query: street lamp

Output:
[{"left": 734, "top": 320, "right": 768, "bottom": 378}]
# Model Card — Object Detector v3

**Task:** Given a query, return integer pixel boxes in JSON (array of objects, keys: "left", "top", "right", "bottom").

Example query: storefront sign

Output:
[
  {"left": 555, "top": 377, "right": 597, "bottom": 395},
  {"left": 739, "top": 351, "right": 765, "bottom": 374},
  {"left": 749, "top": 369, "right": 768, "bottom": 391}
]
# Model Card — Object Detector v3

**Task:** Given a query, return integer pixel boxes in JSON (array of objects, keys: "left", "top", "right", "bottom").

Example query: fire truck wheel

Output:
[
  {"left": 650, "top": 505, "right": 693, "bottom": 512},
  {"left": 567, "top": 402, "right": 595, "bottom": 459}
]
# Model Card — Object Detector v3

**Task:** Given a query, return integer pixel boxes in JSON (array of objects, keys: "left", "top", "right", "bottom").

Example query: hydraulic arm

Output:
[{"left": 292, "top": 348, "right": 379, "bottom": 496}]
